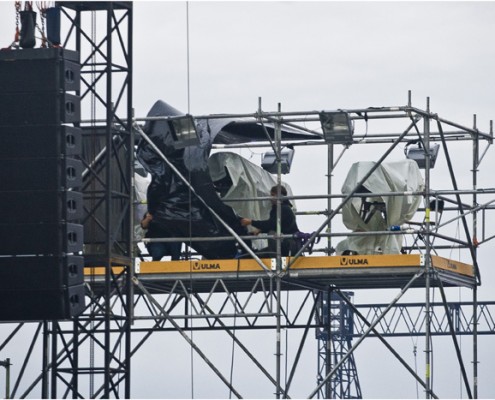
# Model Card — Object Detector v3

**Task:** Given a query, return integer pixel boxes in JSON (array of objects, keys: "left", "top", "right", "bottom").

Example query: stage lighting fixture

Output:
[
  {"left": 319, "top": 111, "right": 353, "bottom": 144},
  {"left": 169, "top": 115, "right": 200, "bottom": 149},
  {"left": 261, "top": 147, "right": 294, "bottom": 174},
  {"left": 406, "top": 143, "right": 440, "bottom": 169}
]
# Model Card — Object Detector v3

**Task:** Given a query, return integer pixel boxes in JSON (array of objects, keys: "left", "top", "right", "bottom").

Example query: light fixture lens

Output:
[
  {"left": 261, "top": 148, "right": 295, "bottom": 174},
  {"left": 170, "top": 115, "right": 200, "bottom": 149},
  {"left": 319, "top": 112, "right": 353, "bottom": 144},
  {"left": 406, "top": 143, "right": 440, "bottom": 169}
]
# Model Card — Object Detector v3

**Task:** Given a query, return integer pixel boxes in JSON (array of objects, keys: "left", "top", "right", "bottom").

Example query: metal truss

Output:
[
  {"left": 316, "top": 291, "right": 362, "bottom": 399},
  {"left": 353, "top": 300, "right": 495, "bottom": 337},
  {"left": 55, "top": 2, "right": 134, "bottom": 398},
  {"left": 3, "top": 274, "right": 494, "bottom": 398}
]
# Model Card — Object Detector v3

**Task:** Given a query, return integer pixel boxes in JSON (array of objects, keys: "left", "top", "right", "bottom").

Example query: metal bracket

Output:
[{"left": 270, "top": 257, "right": 287, "bottom": 271}]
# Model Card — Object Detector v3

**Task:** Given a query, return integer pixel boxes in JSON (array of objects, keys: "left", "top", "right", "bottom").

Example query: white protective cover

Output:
[
  {"left": 336, "top": 160, "right": 424, "bottom": 255},
  {"left": 208, "top": 151, "right": 295, "bottom": 249}
]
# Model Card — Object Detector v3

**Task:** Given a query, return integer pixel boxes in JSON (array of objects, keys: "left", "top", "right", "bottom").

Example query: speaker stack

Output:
[{"left": 0, "top": 48, "right": 85, "bottom": 320}]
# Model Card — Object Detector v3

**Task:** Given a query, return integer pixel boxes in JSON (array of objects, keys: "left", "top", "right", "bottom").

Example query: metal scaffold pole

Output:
[
  {"left": 472, "top": 114, "right": 480, "bottom": 399},
  {"left": 424, "top": 97, "right": 433, "bottom": 399},
  {"left": 327, "top": 142, "right": 334, "bottom": 255},
  {"left": 275, "top": 102, "right": 283, "bottom": 399}
]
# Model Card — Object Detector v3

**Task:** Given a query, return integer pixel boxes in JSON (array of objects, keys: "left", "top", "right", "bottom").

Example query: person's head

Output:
[{"left": 270, "top": 185, "right": 287, "bottom": 197}]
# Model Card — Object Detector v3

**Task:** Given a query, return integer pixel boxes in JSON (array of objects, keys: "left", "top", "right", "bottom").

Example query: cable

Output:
[
  {"left": 430, "top": 287, "right": 435, "bottom": 394},
  {"left": 412, "top": 337, "right": 419, "bottom": 399},
  {"left": 228, "top": 248, "right": 245, "bottom": 398},
  {"left": 284, "top": 289, "right": 290, "bottom": 392},
  {"left": 457, "top": 220, "right": 463, "bottom": 399},
  {"left": 459, "top": 272, "right": 464, "bottom": 396},
  {"left": 188, "top": 169, "right": 195, "bottom": 399},
  {"left": 228, "top": 322, "right": 236, "bottom": 399},
  {"left": 183, "top": 4, "right": 196, "bottom": 397},
  {"left": 448, "top": 210, "right": 465, "bottom": 397},
  {"left": 357, "top": 112, "right": 369, "bottom": 143},
  {"left": 228, "top": 285, "right": 238, "bottom": 399},
  {"left": 186, "top": 1, "right": 191, "bottom": 114},
  {"left": 458, "top": 285, "right": 463, "bottom": 399}
]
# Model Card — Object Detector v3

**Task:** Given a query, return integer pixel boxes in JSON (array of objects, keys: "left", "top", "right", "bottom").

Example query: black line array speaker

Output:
[
  {"left": 0, "top": 285, "right": 85, "bottom": 321},
  {"left": 0, "top": 255, "right": 84, "bottom": 290},
  {"left": 0, "top": 48, "right": 85, "bottom": 320},
  {"left": 0, "top": 91, "right": 80, "bottom": 125},
  {"left": 0, "top": 48, "right": 80, "bottom": 92},
  {"left": 0, "top": 223, "right": 84, "bottom": 255},
  {"left": 0, "top": 157, "right": 83, "bottom": 191},
  {"left": 0, "top": 256, "right": 85, "bottom": 321},
  {"left": 0, "top": 124, "right": 82, "bottom": 158},
  {"left": 0, "top": 48, "right": 81, "bottom": 125},
  {"left": 0, "top": 191, "right": 83, "bottom": 223}
]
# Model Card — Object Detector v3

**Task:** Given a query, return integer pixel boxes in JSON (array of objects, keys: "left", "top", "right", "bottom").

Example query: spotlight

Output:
[
  {"left": 261, "top": 147, "right": 294, "bottom": 174},
  {"left": 319, "top": 111, "right": 353, "bottom": 144},
  {"left": 169, "top": 115, "right": 200, "bottom": 149},
  {"left": 406, "top": 143, "right": 440, "bottom": 169}
]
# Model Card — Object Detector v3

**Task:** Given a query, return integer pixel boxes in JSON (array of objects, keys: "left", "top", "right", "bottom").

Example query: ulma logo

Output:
[
  {"left": 447, "top": 260, "right": 458, "bottom": 270},
  {"left": 193, "top": 262, "right": 221, "bottom": 271},
  {"left": 340, "top": 257, "right": 369, "bottom": 266}
]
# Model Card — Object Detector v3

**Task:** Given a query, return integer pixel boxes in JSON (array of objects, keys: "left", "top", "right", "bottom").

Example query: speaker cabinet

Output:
[
  {"left": 0, "top": 223, "right": 83, "bottom": 255},
  {"left": 0, "top": 125, "right": 81, "bottom": 158},
  {"left": 0, "top": 48, "right": 80, "bottom": 92},
  {"left": 0, "top": 49, "right": 80, "bottom": 126},
  {"left": 0, "top": 284, "right": 85, "bottom": 321},
  {"left": 0, "top": 190, "right": 83, "bottom": 223},
  {"left": 0, "top": 48, "right": 85, "bottom": 322},
  {"left": 0, "top": 255, "right": 84, "bottom": 290},
  {"left": 0, "top": 157, "right": 82, "bottom": 191},
  {"left": 0, "top": 91, "right": 80, "bottom": 125}
]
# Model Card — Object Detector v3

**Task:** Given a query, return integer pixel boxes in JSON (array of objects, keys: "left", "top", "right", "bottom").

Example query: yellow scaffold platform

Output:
[{"left": 86, "top": 254, "right": 475, "bottom": 292}]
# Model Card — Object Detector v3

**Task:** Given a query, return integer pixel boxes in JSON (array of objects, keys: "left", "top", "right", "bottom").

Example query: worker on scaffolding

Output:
[
  {"left": 240, "top": 185, "right": 301, "bottom": 257},
  {"left": 140, "top": 212, "right": 182, "bottom": 261}
]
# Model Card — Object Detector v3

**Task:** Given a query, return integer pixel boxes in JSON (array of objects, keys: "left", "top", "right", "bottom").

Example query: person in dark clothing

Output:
[
  {"left": 240, "top": 185, "right": 301, "bottom": 256},
  {"left": 141, "top": 212, "right": 181, "bottom": 261}
]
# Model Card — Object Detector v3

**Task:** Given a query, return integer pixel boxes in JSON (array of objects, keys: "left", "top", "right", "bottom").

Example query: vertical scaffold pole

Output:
[
  {"left": 327, "top": 142, "right": 334, "bottom": 255},
  {"left": 424, "top": 97, "right": 433, "bottom": 399},
  {"left": 275, "top": 102, "right": 283, "bottom": 399},
  {"left": 103, "top": 8, "right": 113, "bottom": 397},
  {"left": 41, "top": 322, "right": 49, "bottom": 399},
  {"left": 472, "top": 114, "right": 479, "bottom": 399}
]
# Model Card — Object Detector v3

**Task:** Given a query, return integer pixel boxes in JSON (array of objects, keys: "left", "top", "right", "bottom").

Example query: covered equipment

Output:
[{"left": 336, "top": 160, "right": 424, "bottom": 255}]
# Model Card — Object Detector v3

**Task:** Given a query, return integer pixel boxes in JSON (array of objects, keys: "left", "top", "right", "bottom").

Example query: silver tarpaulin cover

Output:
[{"left": 336, "top": 160, "right": 424, "bottom": 255}]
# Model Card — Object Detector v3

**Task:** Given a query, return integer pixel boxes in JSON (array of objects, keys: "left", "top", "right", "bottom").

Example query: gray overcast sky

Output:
[{"left": 1, "top": 1, "right": 495, "bottom": 398}]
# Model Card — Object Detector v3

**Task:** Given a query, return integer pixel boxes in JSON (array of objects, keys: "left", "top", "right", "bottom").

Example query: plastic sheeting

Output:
[
  {"left": 336, "top": 160, "right": 424, "bottom": 255},
  {"left": 208, "top": 151, "right": 294, "bottom": 250},
  {"left": 136, "top": 100, "right": 307, "bottom": 259},
  {"left": 134, "top": 160, "right": 150, "bottom": 226},
  {"left": 136, "top": 101, "right": 242, "bottom": 259}
]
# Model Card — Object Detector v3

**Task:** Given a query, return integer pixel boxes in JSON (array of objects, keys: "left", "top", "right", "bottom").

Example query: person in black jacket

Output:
[
  {"left": 141, "top": 212, "right": 182, "bottom": 261},
  {"left": 240, "top": 185, "right": 301, "bottom": 256}
]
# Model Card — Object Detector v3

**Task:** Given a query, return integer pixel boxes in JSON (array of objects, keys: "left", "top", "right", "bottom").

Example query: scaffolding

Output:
[
  {"left": 1, "top": 2, "right": 495, "bottom": 399},
  {"left": 316, "top": 291, "right": 362, "bottom": 399},
  {"left": 1, "top": 94, "right": 493, "bottom": 398}
]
